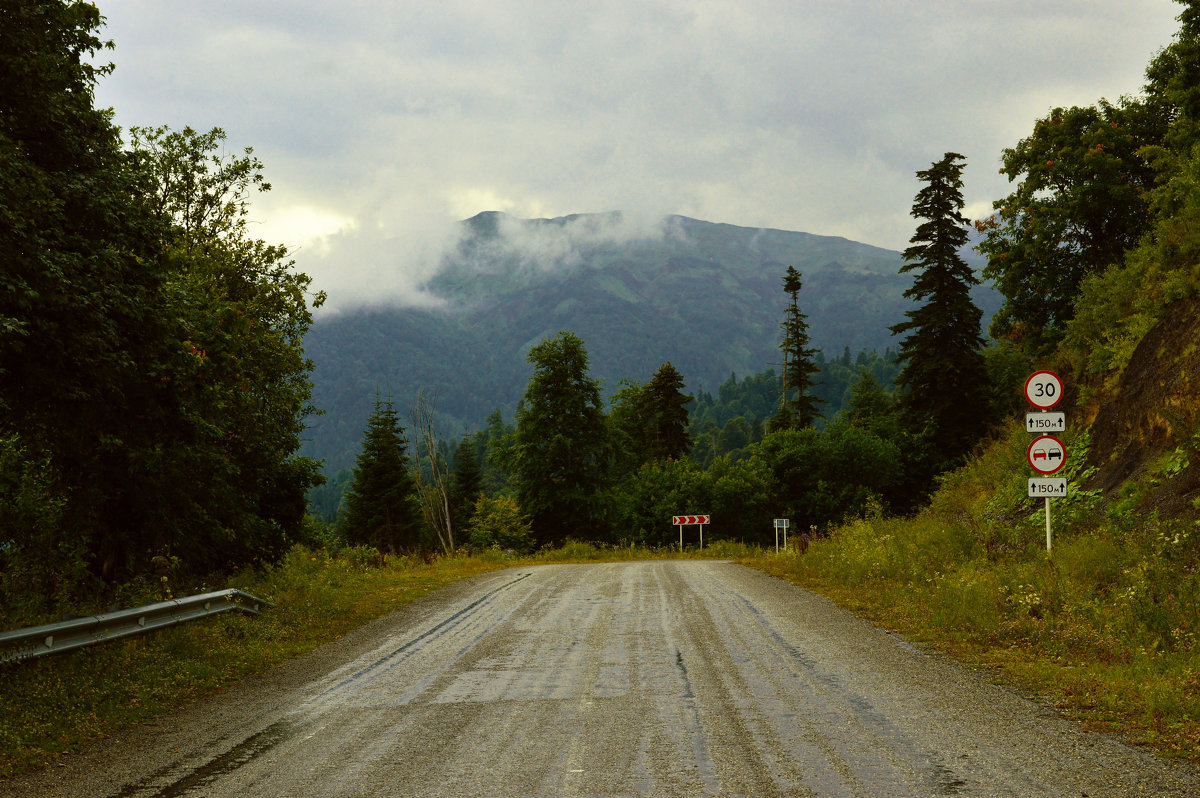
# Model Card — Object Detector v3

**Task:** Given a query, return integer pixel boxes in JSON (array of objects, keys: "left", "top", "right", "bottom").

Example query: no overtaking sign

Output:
[{"left": 1027, "top": 435, "right": 1066, "bottom": 475}]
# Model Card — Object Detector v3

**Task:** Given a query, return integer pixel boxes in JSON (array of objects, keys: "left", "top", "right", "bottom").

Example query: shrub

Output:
[{"left": 467, "top": 495, "right": 535, "bottom": 554}]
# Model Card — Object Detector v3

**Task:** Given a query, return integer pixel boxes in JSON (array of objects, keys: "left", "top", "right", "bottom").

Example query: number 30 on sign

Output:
[{"left": 1024, "top": 370, "right": 1063, "bottom": 410}]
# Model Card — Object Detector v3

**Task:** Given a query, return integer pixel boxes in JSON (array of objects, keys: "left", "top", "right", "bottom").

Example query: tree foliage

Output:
[
  {"left": 771, "top": 266, "right": 823, "bottom": 430},
  {"left": 608, "top": 362, "right": 693, "bottom": 479},
  {"left": 644, "top": 362, "right": 693, "bottom": 461},
  {"left": 466, "top": 495, "right": 534, "bottom": 554},
  {"left": 980, "top": 0, "right": 1200, "bottom": 346},
  {"left": 339, "top": 398, "right": 424, "bottom": 553},
  {"left": 977, "top": 101, "right": 1162, "bottom": 343},
  {"left": 891, "top": 152, "right": 991, "bottom": 472},
  {"left": 448, "top": 438, "right": 483, "bottom": 542},
  {"left": 0, "top": 4, "right": 325, "bottom": 605},
  {"left": 513, "top": 332, "right": 610, "bottom": 546}
]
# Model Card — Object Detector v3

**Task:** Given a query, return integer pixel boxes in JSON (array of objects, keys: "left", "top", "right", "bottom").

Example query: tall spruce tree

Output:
[
  {"left": 890, "top": 152, "right": 990, "bottom": 471},
  {"left": 448, "top": 438, "right": 483, "bottom": 541},
  {"left": 771, "top": 266, "right": 823, "bottom": 430},
  {"left": 644, "top": 362, "right": 693, "bottom": 461},
  {"left": 340, "top": 398, "right": 424, "bottom": 553},
  {"left": 513, "top": 331, "right": 609, "bottom": 546}
]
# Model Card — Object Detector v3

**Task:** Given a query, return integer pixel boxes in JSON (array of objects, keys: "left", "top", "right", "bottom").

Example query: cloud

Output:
[
  {"left": 454, "top": 210, "right": 685, "bottom": 276},
  {"left": 255, "top": 202, "right": 357, "bottom": 257},
  {"left": 91, "top": 0, "right": 1184, "bottom": 309}
]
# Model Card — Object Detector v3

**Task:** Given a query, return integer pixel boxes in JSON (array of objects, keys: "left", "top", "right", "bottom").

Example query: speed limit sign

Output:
[{"left": 1024, "top": 371, "right": 1063, "bottom": 410}]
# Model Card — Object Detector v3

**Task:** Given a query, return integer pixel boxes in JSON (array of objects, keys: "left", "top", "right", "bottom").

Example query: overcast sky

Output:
[{"left": 92, "top": 0, "right": 1184, "bottom": 312}]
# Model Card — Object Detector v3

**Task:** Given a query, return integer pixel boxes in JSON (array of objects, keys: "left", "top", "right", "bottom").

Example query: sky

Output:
[{"left": 91, "top": 0, "right": 1185, "bottom": 313}]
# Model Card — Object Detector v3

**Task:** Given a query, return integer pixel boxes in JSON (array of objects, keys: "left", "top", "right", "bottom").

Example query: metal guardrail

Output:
[{"left": 0, "top": 588, "right": 273, "bottom": 664}]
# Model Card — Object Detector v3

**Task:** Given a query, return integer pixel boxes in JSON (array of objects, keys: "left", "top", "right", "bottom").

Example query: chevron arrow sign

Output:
[{"left": 672, "top": 515, "right": 710, "bottom": 525}]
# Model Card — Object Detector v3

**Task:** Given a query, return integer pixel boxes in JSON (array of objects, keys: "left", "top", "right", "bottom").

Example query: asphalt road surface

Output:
[{"left": 6, "top": 561, "right": 1199, "bottom": 797}]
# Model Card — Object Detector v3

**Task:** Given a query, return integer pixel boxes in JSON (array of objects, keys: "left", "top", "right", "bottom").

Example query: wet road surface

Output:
[{"left": 6, "top": 561, "right": 1199, "bottom": 797}]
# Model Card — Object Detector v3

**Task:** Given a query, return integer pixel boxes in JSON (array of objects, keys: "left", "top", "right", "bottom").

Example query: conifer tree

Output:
[
  {"left": 513, "top": 331, "right": 609, "bottom": 545},
  {"left": 448, "top": 438, "right": 483, "bottom": 539},
  {"left": 890, "top": 152, "right": 990, "bottom": 470},
  {"left": 340, "top": 397, "right": 424, "bottom": 553},
  {"left": 644, "top": 361, "right": 693, "bottom": 461},
  {"left": 772, "top": 266, "right": 823, "bottom": 430}
]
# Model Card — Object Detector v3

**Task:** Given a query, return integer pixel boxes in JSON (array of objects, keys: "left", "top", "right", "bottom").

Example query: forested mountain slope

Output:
[{"left": 303, "top": 212, "right": 998, "bottom": 475}]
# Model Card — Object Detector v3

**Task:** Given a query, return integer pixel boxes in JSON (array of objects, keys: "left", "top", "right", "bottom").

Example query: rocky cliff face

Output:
[{"left": 1086, "top": 296, "right": 1200, "bottom": 521}]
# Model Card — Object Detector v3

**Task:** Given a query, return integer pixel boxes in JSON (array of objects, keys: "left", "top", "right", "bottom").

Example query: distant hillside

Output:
[{"left": 302, "top": 212, "right": 999, "bottom": 475}]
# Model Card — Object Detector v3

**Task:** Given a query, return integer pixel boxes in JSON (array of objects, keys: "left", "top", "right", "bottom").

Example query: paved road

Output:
[{"left": 6, "top": 561, "right": 1199, "bottom": 797}]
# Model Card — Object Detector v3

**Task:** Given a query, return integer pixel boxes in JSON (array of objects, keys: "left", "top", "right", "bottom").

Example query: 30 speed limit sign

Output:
[{"left": 1024, "top": 370, "right": 1063, "bottom": 410}]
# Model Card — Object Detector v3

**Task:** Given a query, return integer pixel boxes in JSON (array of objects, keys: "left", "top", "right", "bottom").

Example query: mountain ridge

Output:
[{"left": 302, "top": 212, "right": 999, "bottom": 475}]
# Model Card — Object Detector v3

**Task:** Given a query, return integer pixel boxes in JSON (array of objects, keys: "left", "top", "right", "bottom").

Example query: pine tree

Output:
[
  {"left": 448, "top": 438, "right": 483, "bottom": 540},
  {"left": 644, "top": 361, "right": 693, "bottom": 461},
  {"left": 339, "top": 397, "right": 424, "bottom": 553},
  {"left": 772, "top": 266, "right": 823, "bottom": 430},
  {"left": 513, "top": 331, "right": 609, "bottom": 545},
  {"left": 890, "top": 152, "right": 990, "bottom": 470}
]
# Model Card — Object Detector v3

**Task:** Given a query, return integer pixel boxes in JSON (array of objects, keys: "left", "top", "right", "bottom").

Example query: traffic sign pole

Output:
[
  {"left": 1045, "top": 497, "right": 1052, "bottom": 553},
  {"left": 1024, "top": 371, "right": 1066, "bottom": 553},
  {"left": 672, "top": 515, "right": 710, "bottom": 550},
  {"left": 773, "top": 519, "right": 790, "bottom": 554}
]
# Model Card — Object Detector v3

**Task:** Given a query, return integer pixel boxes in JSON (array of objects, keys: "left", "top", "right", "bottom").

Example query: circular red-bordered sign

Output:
[
  {"left": 1024, "top": 371, "right": 1064, "bottom": 409},
  {"left": 1027, "top": 435, "right": 1066, "bottom": 475}
]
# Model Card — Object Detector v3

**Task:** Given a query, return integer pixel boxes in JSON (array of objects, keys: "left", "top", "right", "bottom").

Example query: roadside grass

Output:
[
  {"left": 530, "top": 537, "right": 758, "bottom": 563},
  {"left": 16, "top": 459, "right": 1198, "bottom": 780},
  {"left": 0, "top": 538, "right": 756, "bottom": 778},
  {"left": 739, "top": 424, "right": 1200, "bottom": 762}
]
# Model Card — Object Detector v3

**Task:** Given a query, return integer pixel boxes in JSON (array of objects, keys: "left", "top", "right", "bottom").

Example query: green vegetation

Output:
[
  {"left": 513, "top": 331, "right": 611, "bottom": 547},
  {"left": 772, "top": 266, "right": 823, "bottom": 430},
  {"left": 892, "top": 152, "right": 991, "bottom": 477},
  {"left": 338, "top": 397, "right": 424, "bottom": 553},
  {"left": 979, "top": 0, "right": 1200, "bottom": 348},
  {"left": 743, "top": 423, "right": 1200, "bottom": 759},
  {"left": 0, "top": 539, "right": 753, "bottom": 778},
  {"left": 1, "top": 4, "right": 323, "bottom": 621}
]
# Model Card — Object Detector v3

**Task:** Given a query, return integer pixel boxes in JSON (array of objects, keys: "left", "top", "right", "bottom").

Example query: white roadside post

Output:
[
  {"left": 672, "top": 515, "right": 711, "bottom": 550},
  {"left": 774, "top": 518, "right": 790, "bottom": 553},
  {"left": 1024, "top": 371, "right": 1066, "bottom": 553}
]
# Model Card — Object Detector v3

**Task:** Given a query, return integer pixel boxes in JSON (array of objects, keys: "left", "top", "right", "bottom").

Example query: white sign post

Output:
[
  {"left": 773, "top": 518, "right": 790, "bottom": 553},
  {"left": 672, "top": 515, "right": 710, "bottom": 550},
  {"left": 1024, "top": 369, "right": 1067, "bottom": 553}
]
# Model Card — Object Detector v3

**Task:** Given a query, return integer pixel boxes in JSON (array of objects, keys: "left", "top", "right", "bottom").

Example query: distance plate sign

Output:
[
  {"left": 1026, "top": 412, "right": 1066, "bottom": 433},
  {"left": 1028, "top": 478, "right": 1068, "bottom": 498},
  {"left": 1027, "top": 435, "right": 1066, "bottom": 475}
]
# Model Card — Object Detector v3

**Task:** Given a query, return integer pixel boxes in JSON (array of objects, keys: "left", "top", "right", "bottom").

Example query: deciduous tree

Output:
[{"left": 977, "top": 102, "right": 1162, "bottom": 343}]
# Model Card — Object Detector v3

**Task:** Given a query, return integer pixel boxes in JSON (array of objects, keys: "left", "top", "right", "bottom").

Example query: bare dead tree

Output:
[{"left": 410, "top": 390, "right": 456, "bottom": 553}]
